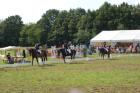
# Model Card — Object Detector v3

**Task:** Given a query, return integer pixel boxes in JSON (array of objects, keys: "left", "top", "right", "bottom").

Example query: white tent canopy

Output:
[
  {"left": 90, "top": 30, "right": 140, "bottom": 45},
  {"left": 0, "top": 46, "right": 17, "bottom": 50},
  {"left": 90, "top": 31, "right": 120, "bottom": 42},
  {"left": 134, "top": 31, "right": 140, "bottom": 42},
  {"left": 112, "top": 30, "right": 140, "bottom": 42}
]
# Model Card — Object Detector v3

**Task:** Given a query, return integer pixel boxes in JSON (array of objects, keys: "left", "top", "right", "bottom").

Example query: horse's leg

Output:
[
  {"left": 46, "top": 56, "right": 48, "bottom": 61},
  {"left": 40, "top": 57, "right": 43, "bottom": 64},
  {"left": 71, "top": 53, "right": 74, "bottom": 62},
  {"left": 58, "top": 55, "right": 61, "bottom": 63},
  {"left": 32, "top": 57, "right": 34, "bottom": 66},
  {"left": 99, "top": 51, "right": 101, "bottom": 58},
  {"left": 42, "top": 57, "right": 44, "bottom": 64},
  {"left": 63, "top": 55, "right": 66, "bottom": 63},
  {"left": 74, "top": 51, "right": 76, "bottom": 59},
  {"left": 43, "top": 57, "right": 45, "bottom": 65},
  {"left": 70, "top": 54, "right": 72, "bottom": 62},
  {"left": 45, "top": 55, "right": 47, "bottom": 63},
  {"left": 36, "top": 57, "right": 39, "bottom": 65},
  {"left": 44, "top": 54, "right": 47, "bottom": 64},
  {"left": 102, "top": 54, "right": 104, "bottom": 60},
  {"left": 40, "top": 57, "right": 45, "bottom": 65},
  {"left": 100, "top": 53, "right": 102, "bottom": 59},
  {"left": 108, "top": 53, "right": 110, "bottom": 59},
  {"left": 41, "top": 57, "right": 43, "bottom": 64},
  {"left": 44, "top": 57, "right": 47, "bottom": 64}
]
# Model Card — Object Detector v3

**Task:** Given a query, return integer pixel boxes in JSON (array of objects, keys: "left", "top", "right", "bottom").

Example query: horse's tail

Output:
[{"left": 57, "top": 49, "right": 60, "bottom": 57}]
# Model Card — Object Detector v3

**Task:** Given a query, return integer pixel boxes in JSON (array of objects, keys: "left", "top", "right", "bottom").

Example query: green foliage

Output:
[
  {"left": 0, "top": 2, "right": 140, "bottom": 46},
  {"left": 38, "top": 9, "right": 59, "bottom": 45},
  {"left": 75, "top": 29, "right": 90, "bottom": 44},
  {"left": 2, "top": 15, "right": 23, "bottom": 46},
  {"left": 20, "top": 23, "right": 41, "bottom": 46}
]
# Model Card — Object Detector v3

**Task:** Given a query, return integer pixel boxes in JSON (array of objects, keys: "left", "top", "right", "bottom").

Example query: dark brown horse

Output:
[
  {"left": 28, "top": 48, "right": 47, "bottom": 66},
  {"left": 57, "top": 48, "right": 76, "bottom": 63},
  {"left": 98, "top": 46, "right": 111, "bottom": 60}
]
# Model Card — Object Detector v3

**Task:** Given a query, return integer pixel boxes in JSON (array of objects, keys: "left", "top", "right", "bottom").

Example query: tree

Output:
[
  {"left": 3, "top": 15, "right": 23, "bottom": 46},
  {"left": 0, "top": 21, "right": 5, "bottom": 47},
  {"left": 1, "top": 2, "right": 140, "bottom": 46},
  {"left": 20, "top": 23, "right": 42, "bottom": 46},
  {"left": 37, "top": 9, "right": 59, "bottom": 45},
  {"left": 75, "top": 29, "right": 90, "bottom": 44}
]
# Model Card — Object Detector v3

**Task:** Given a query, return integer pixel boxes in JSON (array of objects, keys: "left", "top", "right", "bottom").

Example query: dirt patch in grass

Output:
[{"left": 88, "top": 86, "right": 140, "bottom": 93}]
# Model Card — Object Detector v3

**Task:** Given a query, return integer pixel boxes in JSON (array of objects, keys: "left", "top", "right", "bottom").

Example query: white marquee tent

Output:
[
  {"left": 0, "top": 46, "right": 17, "bottom": 51},
  {"left": 90, "top": 30, "right": 140, "bottom": 45}
]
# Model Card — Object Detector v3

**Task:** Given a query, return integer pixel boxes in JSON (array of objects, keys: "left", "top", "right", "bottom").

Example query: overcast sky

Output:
[{"left": 0, "top": 0, "right": 139, "bottom": 23}]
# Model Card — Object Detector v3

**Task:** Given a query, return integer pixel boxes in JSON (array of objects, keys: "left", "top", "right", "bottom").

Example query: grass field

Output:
[{"left": 0, "top": 54, "right": 140, "bottom": 93}]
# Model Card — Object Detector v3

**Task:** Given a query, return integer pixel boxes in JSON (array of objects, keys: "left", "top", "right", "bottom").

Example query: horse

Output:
[
  {"left": 28, "top": 48, "right": 47, "bottom": 66},
  {"left": 57, "top": 48, "right": 76, "bottom": 63},
  {"left": 98, "top": 46, "right": 111, "bottom": 60}
]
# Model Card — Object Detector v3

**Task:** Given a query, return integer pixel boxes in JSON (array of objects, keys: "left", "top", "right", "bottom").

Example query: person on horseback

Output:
[
  {"left": 64, "top": 41, "right": 71, "bottom": 55},
  {"left": 103, "top": 42, "right": 108, "bottom": 52},
  {"left": 68, "top": 41, "right": 72, "bottom": 53},
  {"left": 64, "top": 42, "right": 68, "bottom": 55},
  {"left": 35, "top": 43, "right": 41, "bottom": 54}
]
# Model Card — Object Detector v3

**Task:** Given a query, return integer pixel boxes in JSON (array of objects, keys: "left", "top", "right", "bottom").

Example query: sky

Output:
[{"left": 0, "top": 0, "right": 139, "bottom": 23}]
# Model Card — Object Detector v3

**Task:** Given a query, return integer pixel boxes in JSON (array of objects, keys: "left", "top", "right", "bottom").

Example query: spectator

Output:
[
  {"left": 6, "top": 53, "right": 14, "bottom": 64},
  {"left": 22, "top": 49, "right": 26, "bottom": 58}
]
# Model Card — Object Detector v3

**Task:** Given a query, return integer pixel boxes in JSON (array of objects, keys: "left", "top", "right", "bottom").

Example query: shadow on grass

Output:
[
  {"left": 39, "top": 64, "right": 55, "bottom": 67},
  {"left": 68, "top": 61, "right": 86, "bottom": 64},
  {"left": 96, "top": 58, "right": 119, "bottom": 61},
  {"left": 109, "top": 58, "right": 119, "bottom": 60}
]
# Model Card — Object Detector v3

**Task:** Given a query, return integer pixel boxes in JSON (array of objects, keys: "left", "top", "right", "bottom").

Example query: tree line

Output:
[{"left": 0, "top": 2, "right": 140, "bottom": 47}]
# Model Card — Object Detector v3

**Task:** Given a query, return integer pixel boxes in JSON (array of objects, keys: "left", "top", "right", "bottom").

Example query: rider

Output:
[
  {"left": 64, "top": 41, "right": 71, "bottom": 55},
  {"left": 35, "top": 43, "right": 41, "bottom": 54},
  {"left": 103, "top": 42, "right": 108, "bottom": 52}
]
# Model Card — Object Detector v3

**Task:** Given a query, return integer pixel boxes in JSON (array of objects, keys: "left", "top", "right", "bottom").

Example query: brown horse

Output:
[
  {"left": 28, "top": 48, "right": 47, "bottom": 66},
  {"left": 57, "top": 48, "right": 76, "bottom": 63},
  {"left": 98, "top": 46, "right": 111, "bottom": 60}
]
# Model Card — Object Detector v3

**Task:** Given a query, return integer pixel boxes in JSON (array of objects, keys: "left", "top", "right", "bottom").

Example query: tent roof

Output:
[
  {"left": 90, "top": 30, "right": 140, "bottom": 44},
  {"left": 112, "top": 30, "right": 140, "bottom": 42},
  {"left": 134, "top": 31, "right": 140, "bottom": 41},
  {"left": 90, "top": 31, "right": 120, "bottom": 42},
  {"left": 0, "top": 46, "right": 21, "bottom": 50}
]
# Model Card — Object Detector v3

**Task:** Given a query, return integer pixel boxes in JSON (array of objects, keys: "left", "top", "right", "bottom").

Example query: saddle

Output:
[
  {"left": 65, "top": 48, "right": 71, "bottom": 55},
  {"left": 105, "top": 48, "right": 108, "bottom": 52},
  {"left": 67, "top": 49, "right": 71, "bottom": 53},
  {"left": 36, "top": 49, "right": 41, "bottom": 55}
]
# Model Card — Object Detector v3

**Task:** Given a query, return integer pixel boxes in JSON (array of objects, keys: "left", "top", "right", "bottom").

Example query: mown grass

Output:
[{"left": 0, "top": 55, "right": 140, "bottom": 93}]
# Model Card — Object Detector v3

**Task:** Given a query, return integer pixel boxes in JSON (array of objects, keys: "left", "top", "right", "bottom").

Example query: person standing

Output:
[{"left": 6, "top": 53, "right": 14, "bottom": 64}]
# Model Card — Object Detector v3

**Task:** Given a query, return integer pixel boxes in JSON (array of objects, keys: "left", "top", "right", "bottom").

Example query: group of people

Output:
[
  {"left": 6, "top": 49, "right": 26, "bottom": 64},
  {"left": 34, "top": 41, "right": 73, "bottom": 55},
  {"left": 5, "top": 41, "right": 74, "bottom": 64}
]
